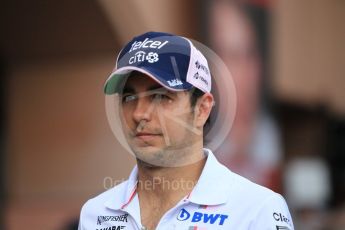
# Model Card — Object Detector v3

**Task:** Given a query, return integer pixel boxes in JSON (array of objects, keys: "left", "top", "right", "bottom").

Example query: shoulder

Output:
[
  {"left": 224, "top": 170, "right": 294, "bottom": 229},
  {"left": 221, "top": 164, "right": 287, "bottom": 206},
  {"left": 203, "top": 149, "right": 284, "bottom": 205},
  {"left": 230, "top": 170, "right": 278, "bottom": 198},
  {"left": 78, "top": 181, "right": 131, "bottom": 229}
]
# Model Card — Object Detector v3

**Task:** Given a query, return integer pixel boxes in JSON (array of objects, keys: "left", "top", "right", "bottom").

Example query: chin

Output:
[
  {"left": 132, "top": 145, "right": 162, "bottom": 158},
  {"left": 132, "top": 146, "right": 173, "bottom": 167},
  {"left": 136, "top": 158, "right": 163, "bottom": 169}
]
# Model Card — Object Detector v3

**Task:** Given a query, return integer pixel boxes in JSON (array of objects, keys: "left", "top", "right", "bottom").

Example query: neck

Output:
[
  {"left": 136, "top": 149, "right": 206, "bottom": 200},
  {"left": 135, "top": 144, "right": 207, "bottom": 230}
]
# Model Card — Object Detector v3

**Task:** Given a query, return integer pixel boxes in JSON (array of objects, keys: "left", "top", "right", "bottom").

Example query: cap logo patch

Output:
[
  {"left": 193, "top": 72, "right": 209, "bottom": 86},
  {"left": 146, "top": 52, "right": 159, "bottom": 63},
  {"left": 167, "top": 79, "right": 183, "bottom": 87},
  {"left": 129, "top": 51, "right": 159, "bottom": 64},
  {"left": 195, "top": 60, "right": 209, "bottom": 75},
  {"left": 129, "top": 38, "right": 169, "bottom": 53}
]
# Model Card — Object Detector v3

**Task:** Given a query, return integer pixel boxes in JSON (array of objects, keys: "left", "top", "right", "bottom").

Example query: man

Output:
[{"left": 78, "top": 32, "right": 294, "bottom": 230}]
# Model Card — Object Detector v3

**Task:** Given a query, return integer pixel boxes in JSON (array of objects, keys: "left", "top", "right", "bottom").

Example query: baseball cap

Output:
[{"left": 104, "top": 31, "right": 212, "bottom": 95}]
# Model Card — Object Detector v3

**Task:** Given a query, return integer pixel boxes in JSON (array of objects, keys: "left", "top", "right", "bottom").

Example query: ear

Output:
[{"left": 194, "top": 93, "right": 214, "bottom": 128}]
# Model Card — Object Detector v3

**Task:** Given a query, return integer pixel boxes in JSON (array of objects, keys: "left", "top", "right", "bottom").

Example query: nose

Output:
[{"left": 132, "top": 96, "right": 155, "bottom": 123}]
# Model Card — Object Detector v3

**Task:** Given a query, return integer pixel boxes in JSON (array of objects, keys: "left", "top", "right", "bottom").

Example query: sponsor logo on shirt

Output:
[
  {"left": 276, "top": 226, "right": 290, "bottom": 230},
  {"left": 96, "top": 226, "right": 125, "bottom": 230},
  {"left": 97, "top": 214, "right": 128, "bottom": 225},
  {"left": 176, "top": 208, "right": 228, "bottom": 226},
  {"left": 273, "top": 212, "right": 291, "bottom": 225}
]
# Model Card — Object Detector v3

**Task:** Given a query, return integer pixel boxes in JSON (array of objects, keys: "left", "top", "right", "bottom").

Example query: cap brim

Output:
[
  {"left": 104, "top": 68, "right": 131, "bottom": 95},
  {"left": 104, "top": 66, "right": 191, "bottom": 95}
]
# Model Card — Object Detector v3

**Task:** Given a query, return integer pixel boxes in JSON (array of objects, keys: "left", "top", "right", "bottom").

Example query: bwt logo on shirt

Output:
[{"left": 177, "top": 208, "right": 228, "bottom": 226}]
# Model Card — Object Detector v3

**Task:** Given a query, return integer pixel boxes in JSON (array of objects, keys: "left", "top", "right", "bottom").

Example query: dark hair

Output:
[
  {"left": 189, "top": 87, "right": 205, "bottom": 108},
  {"left": 189, "top": 87, "right": 211, "bottom": 129}
]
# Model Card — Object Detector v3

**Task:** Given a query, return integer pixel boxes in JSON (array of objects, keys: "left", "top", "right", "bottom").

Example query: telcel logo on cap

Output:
[{"left": 129, "top": 38, "right": 169, "bottom": 53}]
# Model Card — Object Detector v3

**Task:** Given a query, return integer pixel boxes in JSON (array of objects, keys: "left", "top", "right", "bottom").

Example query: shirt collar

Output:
[
  {"left": 105, "top": 148, "right": 232, "bottom": 210},
  {"left": 186, "top": 148, "right": 233, "bottom": 206},
  {"left": 104, "top": 165, "right": 138, "bottom": 210}
]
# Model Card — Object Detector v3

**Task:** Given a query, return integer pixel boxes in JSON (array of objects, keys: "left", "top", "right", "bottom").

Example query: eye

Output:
[
  {"left": 152, "top": 93, "right": 172, "bottom": 102},
  {"left": 122, "top": 94, "right": 138, "bottom": 103}
]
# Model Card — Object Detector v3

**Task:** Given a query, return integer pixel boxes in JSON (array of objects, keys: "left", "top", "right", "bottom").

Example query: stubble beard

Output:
[{"left": 131, "top": 133, "right": 203, "bottom": 168}]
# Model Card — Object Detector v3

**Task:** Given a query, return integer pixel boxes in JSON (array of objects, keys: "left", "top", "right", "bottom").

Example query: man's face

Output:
[{"left": 120, "top": 72, "right": 200, "bottom": 166}]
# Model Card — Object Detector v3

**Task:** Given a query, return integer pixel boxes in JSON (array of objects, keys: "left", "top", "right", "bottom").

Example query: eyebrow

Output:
[
  {"left": 148, "top": 85, "right": 167, "bottom": 92},
  {"left": 122, "top": 86, "right": 135, "bottom": 94}
]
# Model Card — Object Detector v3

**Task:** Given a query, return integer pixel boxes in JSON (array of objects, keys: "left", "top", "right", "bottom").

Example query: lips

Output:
[{"left": 134, "top": 132, "right": 162, "bottom": 141}]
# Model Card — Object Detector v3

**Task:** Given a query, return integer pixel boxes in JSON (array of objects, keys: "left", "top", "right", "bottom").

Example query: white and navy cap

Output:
[{"left": 104, "top": 31, "right": 211, "bottom": 94}]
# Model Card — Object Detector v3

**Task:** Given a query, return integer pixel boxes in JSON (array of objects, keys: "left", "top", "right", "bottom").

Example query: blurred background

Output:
[{"left": 1, "top": 0, "right": 344, "bottom": 229}]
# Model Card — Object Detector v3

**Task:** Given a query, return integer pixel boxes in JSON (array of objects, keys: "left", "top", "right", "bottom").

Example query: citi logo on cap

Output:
[
  {"left": 129, "top": 38, "right": 169, "bottom": 53},
  {"left": 128, "top": 51, "right": 159, "bottom": 64}
]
